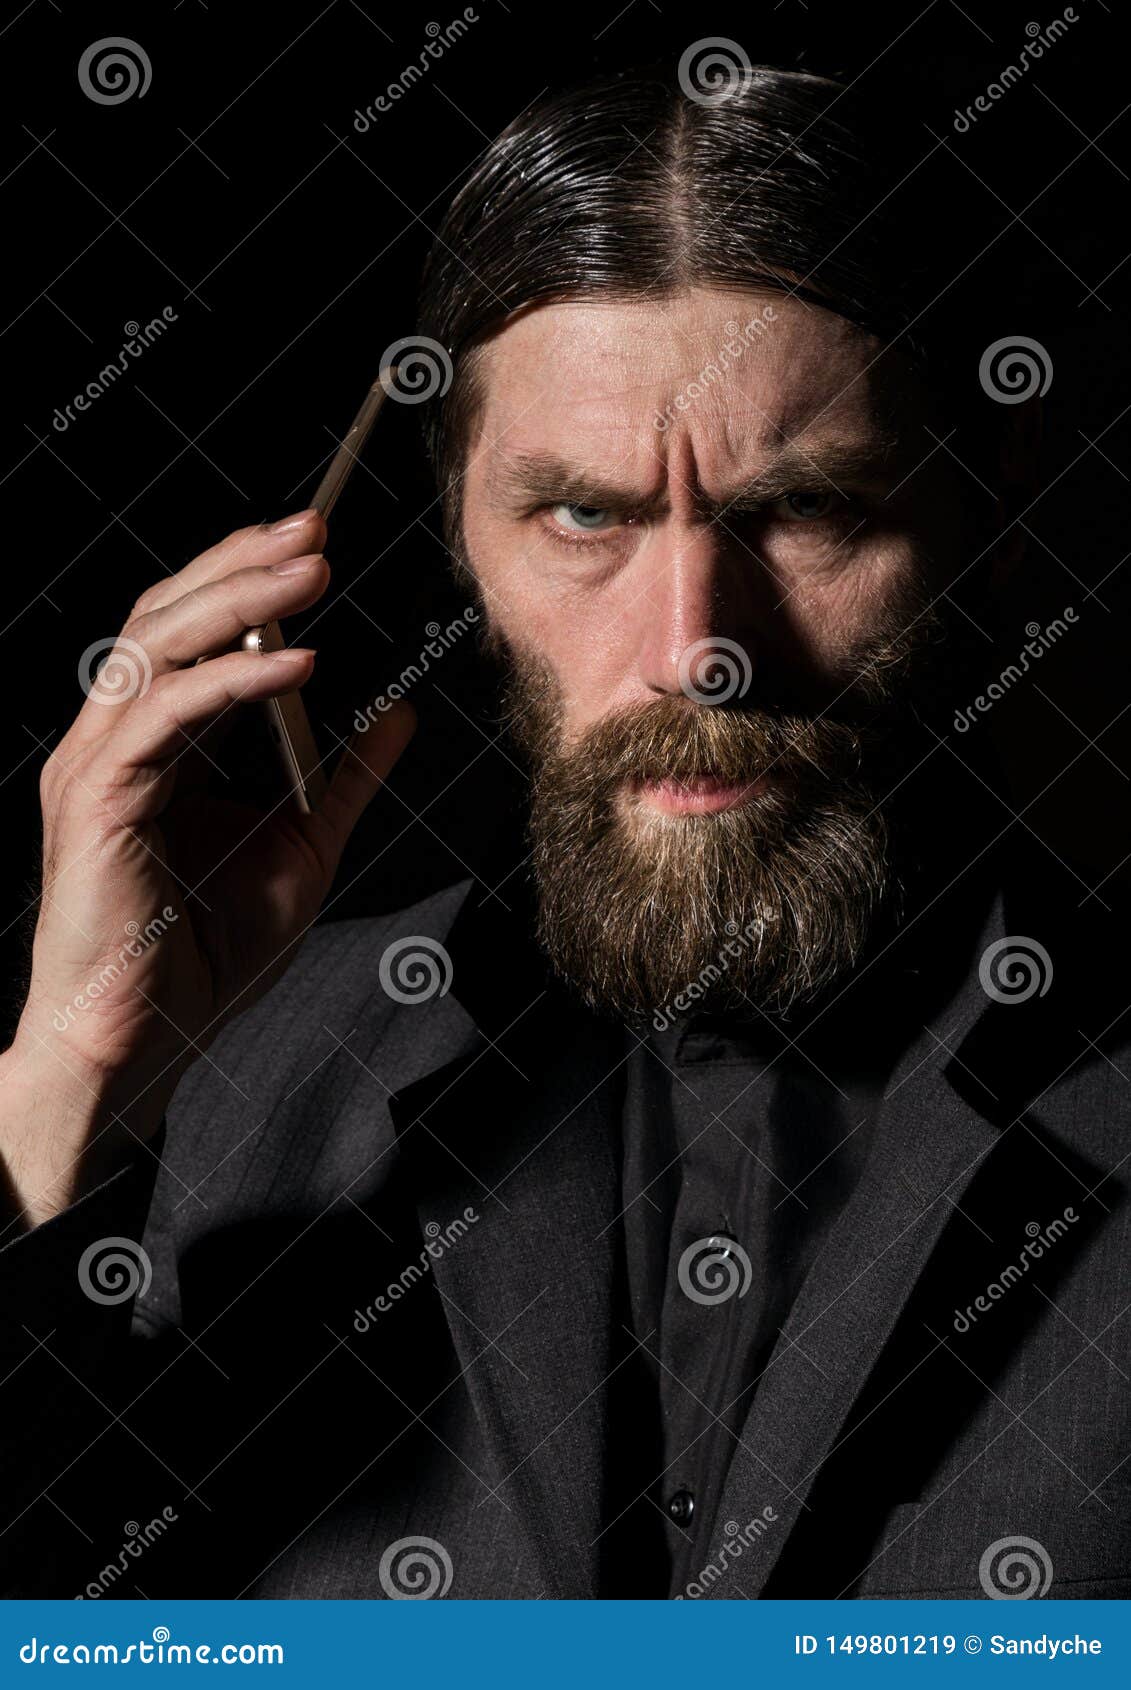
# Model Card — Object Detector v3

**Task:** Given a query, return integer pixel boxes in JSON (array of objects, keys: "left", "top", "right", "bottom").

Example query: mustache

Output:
[
  {"left": 490, "top": 637, "right": 917, "bottom": 1021},
  {"left": 495, "top": 601, "right": 942, "bottom": 801},
  {"left": 505, "top": 679, "right": 878, "bottom": 802},
  {"left": 555, "top": 695, "right": 865, "bottom": 791}
]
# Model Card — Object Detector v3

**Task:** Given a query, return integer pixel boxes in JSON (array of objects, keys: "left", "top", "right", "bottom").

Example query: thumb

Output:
[{"left": 315, "top": 697, "right": 416, "bottom": 849}]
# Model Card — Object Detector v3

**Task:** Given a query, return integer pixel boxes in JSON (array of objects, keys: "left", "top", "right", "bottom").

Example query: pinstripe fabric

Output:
[{"left": 0, "top": 843, "right": 1127, "bottom": 1598}]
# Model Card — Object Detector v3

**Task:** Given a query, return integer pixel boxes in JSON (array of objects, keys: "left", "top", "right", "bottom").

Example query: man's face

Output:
[{"left": 458, "top": 288, "right": 976, "bottom": 1022}]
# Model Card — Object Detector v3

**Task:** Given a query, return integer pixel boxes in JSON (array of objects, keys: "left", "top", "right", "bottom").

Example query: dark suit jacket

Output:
[{"left": 1, "top": 842, "right": 1128, "bottom": 1599}]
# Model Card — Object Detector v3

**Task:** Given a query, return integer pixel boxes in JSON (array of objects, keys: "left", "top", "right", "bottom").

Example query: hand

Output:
[{"left": 1, "top": 511, "right": 414, "bottom": 1221}]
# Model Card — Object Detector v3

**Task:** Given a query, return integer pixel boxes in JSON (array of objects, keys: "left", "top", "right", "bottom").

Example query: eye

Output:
[
  {"left": 770, "top": 490, "right": 844, "bottom": 522},
  {"left": 550, "top": 503, "right": 620, "bottom": 534}
]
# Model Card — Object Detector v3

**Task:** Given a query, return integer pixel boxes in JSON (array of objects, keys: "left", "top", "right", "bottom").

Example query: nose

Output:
[{"left": 634, "top": 518, "right": 767, "bottom": 706}]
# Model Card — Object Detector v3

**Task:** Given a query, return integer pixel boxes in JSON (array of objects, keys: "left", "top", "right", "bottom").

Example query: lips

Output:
[{"left": 632, "top": 773, "right": 768, "bottom": 816}]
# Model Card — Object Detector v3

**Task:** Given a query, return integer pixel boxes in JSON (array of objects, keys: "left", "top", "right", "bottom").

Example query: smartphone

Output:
[
  {"left": 241, "top": 618, "right": 329, "bottom": 813},
  {"left": 247, "top": 373, "right": 394, "bottom": 814}
]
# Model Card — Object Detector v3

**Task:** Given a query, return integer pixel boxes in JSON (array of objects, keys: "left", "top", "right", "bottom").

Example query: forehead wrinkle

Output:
[
  {"left": 743, "top": 328, "right": 887, "bottom": 438},
  {"left": 487, "top": 430, "right": 899, "bottom": 518}
]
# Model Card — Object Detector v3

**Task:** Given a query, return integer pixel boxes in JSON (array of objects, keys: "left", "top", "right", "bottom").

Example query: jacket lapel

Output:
[
  {"left": 371, "top": 833, "right": 1090, "bottom": 1599},
  {"left": 385, "top": 883, "right": 626, "bottom": 1598},
  {"left": 701, "top": 880, "right": 1013, "bottom": 1597}
]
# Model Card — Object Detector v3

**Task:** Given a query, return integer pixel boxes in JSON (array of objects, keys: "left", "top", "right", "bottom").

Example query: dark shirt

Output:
[{"left": 615, "top": 960, "right": 930, "bottom": 1596}]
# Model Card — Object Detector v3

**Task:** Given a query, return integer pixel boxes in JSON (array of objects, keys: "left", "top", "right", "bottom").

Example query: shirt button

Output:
[{"left": 667, "top": 1488, "right": 695, "bottom": 1526}]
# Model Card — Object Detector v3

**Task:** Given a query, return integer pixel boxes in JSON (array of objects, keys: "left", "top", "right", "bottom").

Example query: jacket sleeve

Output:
[{"left": 0, "top": 1135, "right": 163, "bottom": 1595}]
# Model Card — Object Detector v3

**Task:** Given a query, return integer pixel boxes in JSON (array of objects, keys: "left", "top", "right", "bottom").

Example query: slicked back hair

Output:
[{"left": 416, "top": 62, "right": 1005, "bottom": 537}]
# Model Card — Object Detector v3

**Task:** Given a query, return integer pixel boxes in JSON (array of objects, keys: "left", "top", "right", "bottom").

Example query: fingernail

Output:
[
  {"left": 268, "top": 509, "right": 317, "bottom": 534},
  {"left": 267, "top": 553, "right": 323, "bottom": 575},
  {"left": 266, "top": 647, "right": 315, "bottom": 664}
]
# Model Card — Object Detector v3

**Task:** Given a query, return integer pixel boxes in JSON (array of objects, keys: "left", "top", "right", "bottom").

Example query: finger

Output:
[
  {"left": 311, "top": 698, "right": 416, "bottom": 856},
  {"left": 131, "top": 510, "right": 327, "bottom": 618},
  {"left": 68, "top": 554, "right": 330, "bottom": 754},
  {"left": 88, "top": 648, "right": 317, "bottom": 804},
  {"left": 131, "top": 553, "right": 330, "bottom": 673}
]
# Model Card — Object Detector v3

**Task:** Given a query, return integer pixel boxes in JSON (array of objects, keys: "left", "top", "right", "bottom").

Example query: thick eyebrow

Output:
[
  {"left": 722, "top": 437, "right": 902, "bottom": 510},
  {"left": 488, "top": 437, "right": 900, "bottom": 516}
]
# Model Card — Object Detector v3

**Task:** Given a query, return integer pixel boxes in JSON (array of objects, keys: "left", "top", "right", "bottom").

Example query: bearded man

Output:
[{"left": 1, "top": 64, "right": 1126, "bottom": 1602}]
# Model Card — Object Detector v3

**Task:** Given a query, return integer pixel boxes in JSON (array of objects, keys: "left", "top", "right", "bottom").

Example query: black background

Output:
[{"left": 2, "top": 0, "right": 1128, "bottom": 1029}]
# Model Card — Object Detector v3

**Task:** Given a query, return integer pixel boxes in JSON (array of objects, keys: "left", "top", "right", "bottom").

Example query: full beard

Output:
[{"left": 487, "top": 594, "right": 951, "bottom": 1028}]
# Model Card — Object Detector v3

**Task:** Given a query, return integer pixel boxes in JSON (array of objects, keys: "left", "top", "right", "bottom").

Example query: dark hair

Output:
[{"left": 417, "top": 62, "right": 1006, "bottom": 533}]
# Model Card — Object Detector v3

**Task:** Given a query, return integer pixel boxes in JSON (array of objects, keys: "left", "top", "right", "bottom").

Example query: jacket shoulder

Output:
[{"left": 162, "top": 879, "right": 473, "bottom": 1187}]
